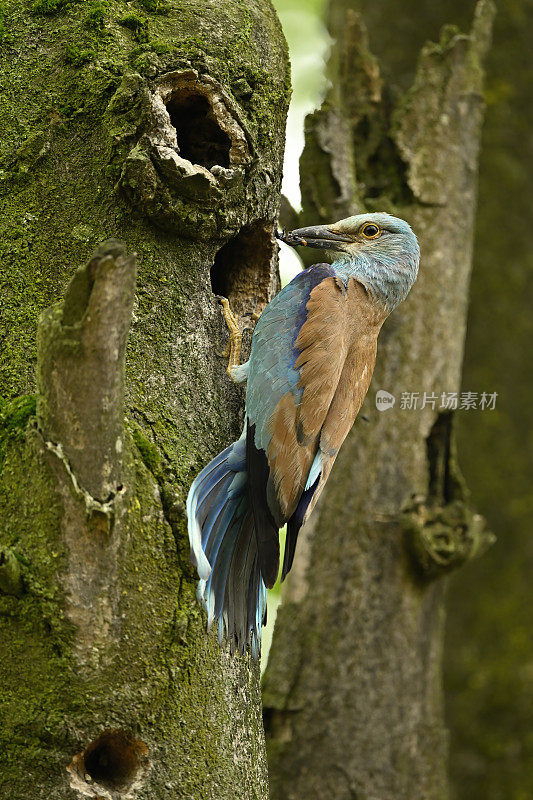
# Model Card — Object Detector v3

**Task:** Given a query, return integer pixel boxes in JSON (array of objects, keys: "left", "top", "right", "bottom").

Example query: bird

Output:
[{"left": 187, "top": 212, "right": 420, "bottom": 659}]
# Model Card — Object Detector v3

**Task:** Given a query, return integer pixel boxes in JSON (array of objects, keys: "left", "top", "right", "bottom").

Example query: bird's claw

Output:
[{"left": 218, "top": 296, "right": 243, "bottom": 379}]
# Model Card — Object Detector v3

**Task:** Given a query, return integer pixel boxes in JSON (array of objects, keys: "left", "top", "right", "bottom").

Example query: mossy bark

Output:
[
  {"left": 263, "top": 3, "right": 494, "bottom": 799},
  {"left": 0, "top": 1, "right": 289, "bottom": 798}
]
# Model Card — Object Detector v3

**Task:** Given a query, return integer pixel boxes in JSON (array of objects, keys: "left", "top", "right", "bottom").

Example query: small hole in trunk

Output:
[{"left": 69, "top": 729, "right": 149, "bottom": 795}]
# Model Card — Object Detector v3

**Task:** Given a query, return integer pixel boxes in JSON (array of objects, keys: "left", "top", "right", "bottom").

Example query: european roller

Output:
[{"left": 187, "top": 212, "right": 420, "bottom": 659}]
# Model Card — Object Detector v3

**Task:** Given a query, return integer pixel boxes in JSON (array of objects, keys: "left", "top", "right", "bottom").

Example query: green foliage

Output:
[
  {"left": 118, "top": 13, "right": 149, "bottom": 42},
  {"left": 126, "top": 39, "right": 172, "bottom": 66}
]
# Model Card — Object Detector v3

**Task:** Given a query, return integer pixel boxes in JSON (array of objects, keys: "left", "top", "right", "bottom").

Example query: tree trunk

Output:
[
  {"left": 0, "top": 2, "right": 289, "bottom": 798},
  {"left": 263, "top": 3, "right": 494, "bottom": 799}
]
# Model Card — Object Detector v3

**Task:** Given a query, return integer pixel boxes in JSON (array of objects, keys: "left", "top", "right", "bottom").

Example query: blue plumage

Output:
[
  {"left": 187, "top": 212, "right": 420, "bottom": 657},
  {"left": 188, "top": 431, "right": 268, "bottom": 654}
]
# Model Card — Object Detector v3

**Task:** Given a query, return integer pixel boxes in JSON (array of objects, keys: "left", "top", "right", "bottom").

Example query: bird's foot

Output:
[{"left": 217, "top": 296, "right": 243, "bottom": 381}]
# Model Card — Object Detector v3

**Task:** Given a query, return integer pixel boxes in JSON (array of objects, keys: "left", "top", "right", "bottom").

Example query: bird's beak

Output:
[{"left": 278, "top": 225, "right": 353, "bottom": 251}]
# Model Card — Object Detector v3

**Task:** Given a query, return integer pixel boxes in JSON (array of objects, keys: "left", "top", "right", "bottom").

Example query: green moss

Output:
[
  {"left": 0, "top": 431, "right": 73, "bottom": 778},
  {"left": 0, "top": 546, "right": 24, "bottom": 596},
  {"left": 14, "top": 130, "right": 48, "bottom": 170},
  {"left": 85, "top": 0, "right": 106, "bottom": 29},
  {"left": 32, "top": 0, "right": 66, "bottom": 16},
  {"left": 150, "top": 39, "right": 171, "bottom": 54},
  {"left": 64, "top": 43, "right": 95, "bottom": 66},
  {"left": 0, "top": 0, "right": 288, "bottom": 792},
  {"left": 0, "top": 395, "right": 37, "bottom": 470},
  {"left": 137, "top": 0, "right": 170, "bottom": 14},
  {"left": 129, "top": 420, "right": 162, "bottom": 478},
  {"left": 0, "top": 3, "right": 7, "bottom": 41},
  {"left": 118, "top": 13, "right": 149, "bottom": 42}
]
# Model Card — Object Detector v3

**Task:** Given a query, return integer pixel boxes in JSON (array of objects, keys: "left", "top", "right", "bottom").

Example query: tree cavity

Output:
[
  {"left": 211, "top": 220, "right": 279, "bottom": 319},
  {"left": 67, "top": 729, "right": 150, "bottom": 798},
  {"left": 165, "top": 89, "right": 232, "bottom": 170}
]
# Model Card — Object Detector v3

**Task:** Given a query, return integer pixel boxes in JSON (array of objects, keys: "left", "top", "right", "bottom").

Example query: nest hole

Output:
[
  {"left": 211, "top": 221, "right": 276, "bottom": 318},
  {"left": 165, "top": 89, "right": 232, "bottom": 169},
  {"left": 81, "top": 729, "right": 148, "bottom": 793}
]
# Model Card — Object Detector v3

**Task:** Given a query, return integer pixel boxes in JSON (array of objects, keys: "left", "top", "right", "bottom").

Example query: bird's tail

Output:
[{"left": 187, "top": 433, "right": 267, "bottom": 659}]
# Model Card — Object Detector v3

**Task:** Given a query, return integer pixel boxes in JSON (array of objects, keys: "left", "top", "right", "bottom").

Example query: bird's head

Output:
[{"left": 282, "top": 212, "right": 420, "bottom": 310}]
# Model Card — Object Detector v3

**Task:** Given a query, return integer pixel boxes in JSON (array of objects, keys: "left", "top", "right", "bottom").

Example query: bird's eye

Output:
[{"left": 360, "top": 223, "right": 381, "bottom": 239}]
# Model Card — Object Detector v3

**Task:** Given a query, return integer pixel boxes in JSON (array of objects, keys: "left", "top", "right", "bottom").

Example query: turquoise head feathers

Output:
[{"left": 284, "top": 212, "right": 420, "bottom": 311}]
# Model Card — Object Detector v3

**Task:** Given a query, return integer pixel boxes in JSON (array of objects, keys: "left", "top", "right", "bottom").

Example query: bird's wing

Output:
[
  {"left": 281, "top": 278, "right": 381, "bottom": 579},
  {"left": 245, "top": 267, "right": 377, "bottom": 586}
]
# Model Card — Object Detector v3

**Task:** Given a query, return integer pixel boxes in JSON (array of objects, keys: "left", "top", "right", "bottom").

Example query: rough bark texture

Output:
[
  {"left": 0, "top": 2, "right": 289, "bottom": 798},
  {"left": 263, "top": 3, "right": 494, "bottom": 799}
]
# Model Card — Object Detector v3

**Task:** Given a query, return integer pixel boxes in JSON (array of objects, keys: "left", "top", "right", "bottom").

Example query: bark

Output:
[
  {"left": 263, "top": 3, "right": 494, "bottom": 799},
  {"left": 0, "top": 2, "right": 289, "bottom": 798}
]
